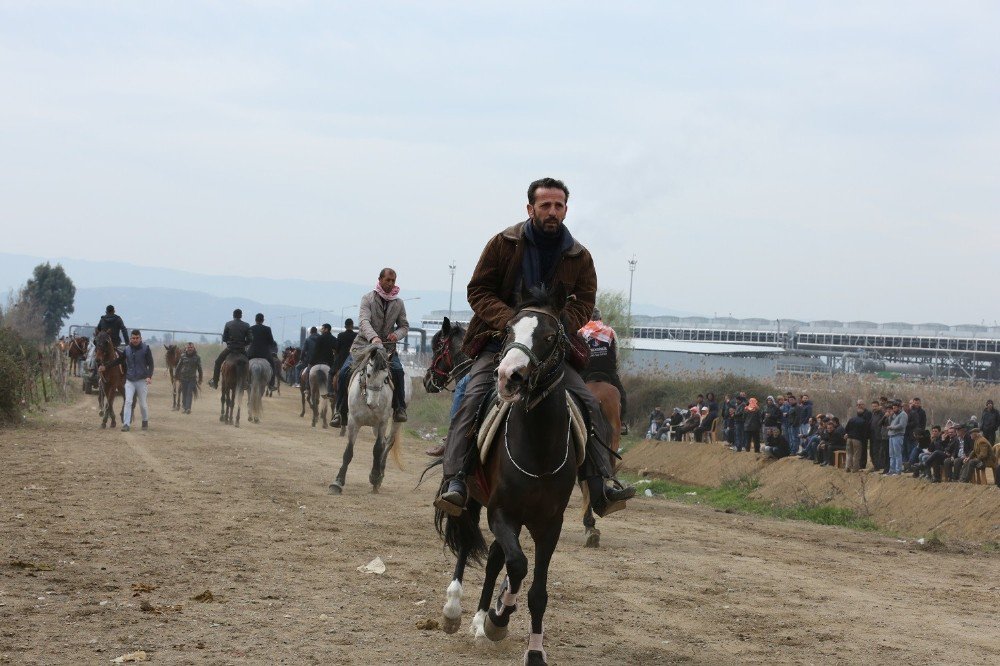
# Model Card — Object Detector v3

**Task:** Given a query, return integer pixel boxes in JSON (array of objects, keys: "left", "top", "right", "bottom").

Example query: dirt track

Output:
[{"left": 2, "top": 379, "right": 998, "bottom": 665}]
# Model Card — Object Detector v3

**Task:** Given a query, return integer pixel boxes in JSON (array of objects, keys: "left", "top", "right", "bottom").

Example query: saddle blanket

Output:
[{"left": 476, "top": 391, "right": 586, "bottom": 467}]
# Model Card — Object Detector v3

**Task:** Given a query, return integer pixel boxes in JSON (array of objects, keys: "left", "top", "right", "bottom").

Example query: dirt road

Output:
[{"left": 2, "top": 380, "right": 997, "bottom": 664}]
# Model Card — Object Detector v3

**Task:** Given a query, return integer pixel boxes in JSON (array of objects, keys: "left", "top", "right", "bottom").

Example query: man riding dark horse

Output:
[
  {"left": 580, "top": 308, "right": 629, "bottom": 435},
  {"left": 247, "top": 313, "right": 280, "bottom": 390},
  {"left": 296, "top": 326, "right": 320, "bottom": 387},
  {"left": 331, "top": 318, "right": 357, "bottom": 422},
  {"left": 435, "top": 177, "right": 635, "bottom": 519},
  {"left": 208, "top": 309, "right": 252, "bottom": 389},
  {"left": 91, "top": 305, "right": 128, "bottom": 384}
]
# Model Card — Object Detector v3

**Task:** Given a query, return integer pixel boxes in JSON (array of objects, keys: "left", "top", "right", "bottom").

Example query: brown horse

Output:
[
  {"left": 281, "top": 347, "right": 300, "bottom": 385},
  {"left": 220, "top": 352, "right": 249, "bottom": 427},
  {"left": 581, "top": 379, "right": 622, "bottom": 548},
  {"left": 93, "top": 332, "right": 125, "bottom": 429},
  {"left": 66, "top": 336, "right": 89, "bottom": 377},
  {"left": 164, "top": 344, "right": 182, "bottom": 410}
]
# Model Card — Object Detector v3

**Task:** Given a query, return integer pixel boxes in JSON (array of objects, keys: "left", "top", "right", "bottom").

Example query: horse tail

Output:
[
  {"left": 386, "top": 421, "right": 404, "bottom": 471},
  {"left": 434, "top": 490, "right": 487, "bottom": 565}
]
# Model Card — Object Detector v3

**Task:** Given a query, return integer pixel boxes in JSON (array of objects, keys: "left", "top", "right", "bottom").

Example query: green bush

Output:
[{"left": 0, "top": 350, "right": 28, "bottom": 422}]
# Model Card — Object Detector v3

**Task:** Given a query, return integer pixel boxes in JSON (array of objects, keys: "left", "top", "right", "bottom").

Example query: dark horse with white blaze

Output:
[{"left": 434, "top": 285, "right": 578, "bottom": 666}]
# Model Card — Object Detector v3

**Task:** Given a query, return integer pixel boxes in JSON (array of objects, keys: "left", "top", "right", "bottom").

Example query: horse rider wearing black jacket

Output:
[
  {"left": 310, "top": 323, "right": 338, "bottom": 395},
  {"left": 247, "top": 313, "right": 280, "bottom": 390},
  {"left": 208, "top": 309, "right": 252, "bottom": 389},
  {"left": 96, "top": 305, "right": 129, "bottom": 348},
  {"left": 333, "top": 319, "right": 357, "bottom": 417},
  {"left": 92, "top": 304, "right": 129, "bottom": 382}
]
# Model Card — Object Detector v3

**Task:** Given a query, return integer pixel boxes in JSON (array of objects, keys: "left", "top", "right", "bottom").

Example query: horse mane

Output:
[{"left": 350, "top": 344, "right": 389, "bottom": 375}]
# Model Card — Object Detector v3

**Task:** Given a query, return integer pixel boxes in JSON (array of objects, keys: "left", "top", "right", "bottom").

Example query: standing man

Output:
[
  {"left": 887, "top": 399, "right": 908, "bottom": 476},
  {"left": 981, "top": 400, "right": 999, "bottom": 445},
  {"left": 99, "top": 329, "right": 154, "bottom": 432},
  {"left": 434, "top": 177, "right": 634, "bottom": 518},
  {"left": 174, "top": 342, "right": 203, "bottom": 414},
  {"left": 579, "top": 308, "right": 628, "bottom": 435},
  {"left": 208, "top": 309, "right": 252, "bottom": 389},
  {"left": 331, "top": 268, "right": 409, "bottom": 426},
  {"left": 247, "top": 313, "right": 279, "bottom": 390},
  {"left": 854, "top": 399, "right": 873, "bottom": 470}
]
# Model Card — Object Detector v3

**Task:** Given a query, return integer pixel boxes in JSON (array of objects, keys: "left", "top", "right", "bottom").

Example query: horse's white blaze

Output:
[
  {"left": 497, "top": 315, "right": 538, "bottom": 396},
  {"left": 443, "top": 579, "right": 463, "bottom": 620},
  {"left": 470, "top": 610, "right": 487, "bottom": 639}
]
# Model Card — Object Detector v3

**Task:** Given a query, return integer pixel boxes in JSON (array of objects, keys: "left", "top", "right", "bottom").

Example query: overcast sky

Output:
[{"left": 3, "top": 2, "right": 998, "bottom": 324}]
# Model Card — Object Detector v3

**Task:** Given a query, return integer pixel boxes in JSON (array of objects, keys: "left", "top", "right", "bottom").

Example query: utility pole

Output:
[
  {"left": 627, "top": 256, "right": 637, "bottom": 336},
  {"left": 448, "top": 261, "right": 456, "bottom": 320}
]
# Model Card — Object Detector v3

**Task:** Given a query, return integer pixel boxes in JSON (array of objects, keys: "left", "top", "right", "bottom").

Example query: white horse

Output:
[
  {"left": 308, "top": 364, "right": 332, "bottom": 428},
  {"left": 329, "top": 345, "right": 403, "bottom": 494},
  {"left": 248, "top": 358, "right": 272, "bottom": 424}
]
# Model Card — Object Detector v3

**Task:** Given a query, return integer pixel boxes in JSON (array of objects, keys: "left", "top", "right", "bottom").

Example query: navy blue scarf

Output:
[{"left": 521, "top": 220, "right": 573, "bottom": 291}]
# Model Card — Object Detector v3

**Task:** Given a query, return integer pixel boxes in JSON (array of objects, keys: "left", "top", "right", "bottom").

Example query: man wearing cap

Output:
[
  {"left": 943, "top": 423, "right": 972, "bottom": 481},
  {"left": 958, "top": 428, "right": 996, "bottom": 483},
  {"left": 579, "top": 308, "right": 628, "bottom": 435},
  {"left": 208, "top": 309, "right": 253, "bottom": 389}
]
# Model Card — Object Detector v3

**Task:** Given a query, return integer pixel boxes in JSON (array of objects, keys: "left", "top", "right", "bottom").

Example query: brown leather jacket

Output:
[{"left": 462, "top": 221, "right": 597, "bottom": 358}]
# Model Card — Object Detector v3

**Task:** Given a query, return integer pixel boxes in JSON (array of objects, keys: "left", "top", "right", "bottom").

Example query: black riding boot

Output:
[
  {"left": 434, "top": 471, "right": 468, "bottom": 517},
  {"left": 209, "top": 349, "right": 228, "bottom": 388},
  {"left": 391, "top": 368, "right": 407, "bottom": 422},
  {"left": 586, "top": 475, "right": 635, "bottom": 518}
]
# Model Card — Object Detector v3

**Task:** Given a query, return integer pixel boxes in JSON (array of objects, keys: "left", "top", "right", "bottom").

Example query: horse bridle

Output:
[
  {"left": 427, "top": 335, "right": 472, "bottom": 392},
  {"left": 359, "top": 348, "right": 393, "bottom": 400},
  {"left": 499, "top": 307, "right": 567, "bottom": 411}
]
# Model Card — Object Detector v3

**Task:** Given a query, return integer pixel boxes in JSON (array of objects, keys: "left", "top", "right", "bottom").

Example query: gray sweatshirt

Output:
[{"left": 888, "top": 410, "right": 908, "bottom": 436}]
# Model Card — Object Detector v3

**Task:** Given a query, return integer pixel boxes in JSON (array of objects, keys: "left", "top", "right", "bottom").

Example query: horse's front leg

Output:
[
  {"left": 471, "top": 539, "right": 506, "bottom": 640},
  {"left": 484, "top": 513, "right": 526, "bottom": 642},
  {"left": 369, "top": 424, "right": 385, "bottom": 492},
  {"left": 220, "top": 390, "right": 227, "bottom": 422},
  {"left": 329, "top": 422, "right": 358, "bottom": 494},
  {"left": 522, "top": 518, "right": 563, "bottom": 666}
]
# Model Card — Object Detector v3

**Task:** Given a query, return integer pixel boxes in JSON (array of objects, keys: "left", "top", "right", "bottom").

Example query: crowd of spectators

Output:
[{"left": 646, "top": 393, "right": 1000, "bottom": 488}]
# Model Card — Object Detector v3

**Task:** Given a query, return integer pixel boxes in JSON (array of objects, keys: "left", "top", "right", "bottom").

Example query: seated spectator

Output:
[
  {"left": 655, "top": 408, "right": 684, "bottom": 441},
  {"left": 915, "top": 426, "right": 945, "bottom": 482},
  {"left": 798, "top": 416, "right": 822, "bottom": 461},
  {"left": 815, "top": 417, "right": 845, "bottom": 467},
  {"left": 958, "top": 428, "right": 996, "bottom": 483},
  {"left": 693, "top": 406, "right": 714, "bottom": 442},
  {"left": 646, "top": 406, "right": 666, "bottom": 439},
  {"left": 943, "top": 424, "right": 972, "bottom": 481},
  {"left": 677, "top": 406, "right": 701, "bottom": 440},
  {"left": 762, "top": 426, "right": 790, "bottom": 459}
]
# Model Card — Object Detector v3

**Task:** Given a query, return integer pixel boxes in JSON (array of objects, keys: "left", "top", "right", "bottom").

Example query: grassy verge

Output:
[{"left": 622, "top": 472, "right": 879, "bottom": 532}]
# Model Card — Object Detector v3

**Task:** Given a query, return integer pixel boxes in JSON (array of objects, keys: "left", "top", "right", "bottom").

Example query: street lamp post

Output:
[
  {"left": 627, "top": 256, "right": 638, "bottom": 336},
  {"left": 448, "top": 261, "right": 456, "bottom": 320},
  {"left": 341, "top": 304, "right": 357, "bottom": 322}
]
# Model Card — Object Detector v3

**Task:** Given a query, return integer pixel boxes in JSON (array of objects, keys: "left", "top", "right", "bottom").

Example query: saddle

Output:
[{"left": 475, "top": 391, "right": 587, "bottom": 467}]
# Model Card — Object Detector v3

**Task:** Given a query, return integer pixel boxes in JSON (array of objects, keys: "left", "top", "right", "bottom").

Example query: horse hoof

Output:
[
  {"left": 101, "top": 423, "right": 107, "bottom": 429},
  {"left": 483, "top": 613, "right": 508, "bottom": 642},
  {"left": 441, "top": 615, "right": 461, "bottom": 634},
  {"left": 524, "top": 649, "right": 548, "bottom": 665},
  {"left": 328, "top": 483, "right": 343, "bottom": 495},
  {"left": 585, "top": 528, "right": 601, "bottom": 548},
  {"left": 371, "top": 485, "right": 380, "bottom": 494}
]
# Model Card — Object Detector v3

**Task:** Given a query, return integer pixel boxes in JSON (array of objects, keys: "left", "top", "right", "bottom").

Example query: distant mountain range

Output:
[{"left": 1, "top": 252, "right": 695, "bottom": 341}]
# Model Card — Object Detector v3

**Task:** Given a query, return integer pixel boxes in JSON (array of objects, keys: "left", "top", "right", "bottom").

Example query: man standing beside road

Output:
[
  {"left": 887, "top": 399, "right": 908, "bottom": 476},
  {"left": 100, "top": 329, "right": 154, "bottom": 432}
]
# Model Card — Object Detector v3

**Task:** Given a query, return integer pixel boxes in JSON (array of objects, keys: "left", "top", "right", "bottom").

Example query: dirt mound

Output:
[{"left": 623, "top": 440, "right": 1000, "bottom": 542}]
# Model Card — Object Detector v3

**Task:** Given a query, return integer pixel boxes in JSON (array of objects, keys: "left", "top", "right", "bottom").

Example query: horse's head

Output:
[
  {"left": 359, "top": 345, "right": 392, "bottom": 408},
  {"left": 423, "top": 317, "right": 468, "bottom": 393},
  {"left": 496, "top": 284, "right": 567, "bottom": 403},
  {"left": 94, "top": 331, "right": 112, "bottom": 359}
]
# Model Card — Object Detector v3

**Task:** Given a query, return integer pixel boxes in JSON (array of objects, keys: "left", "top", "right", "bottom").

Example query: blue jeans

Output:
[
  {"left": 734, "top": 421, "right": 746, "bottom": 451},
  {"left": 783, "top": 424, "right": 797, "bottom": 454},
  {"left": 889, "top": 435, "right": 904, "bottom": 474},
  {"left": 450, "top": 374, "right": 470, "bottom": 419},
  {"left": 802, "top": 434, "right": 821, "bottom": 460}
]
